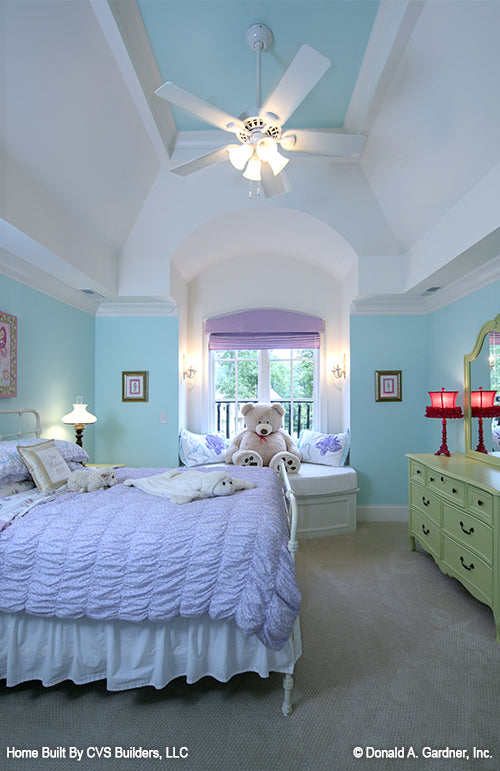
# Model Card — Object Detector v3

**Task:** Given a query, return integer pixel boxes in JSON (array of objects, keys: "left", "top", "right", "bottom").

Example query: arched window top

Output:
[{"left": 206, "top": 309, "right": 324, "bottom": 350}]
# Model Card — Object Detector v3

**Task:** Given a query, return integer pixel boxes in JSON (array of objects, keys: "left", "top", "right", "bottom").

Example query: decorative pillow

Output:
[
  {"left": 17, "top": 440, "right": 72, "bottom": 492},
  {"left": 0, "top": 438, "right": 89, "bottom": 485},
  {"left": 179, "top": 429, "right": 228, "bottom": 467},
  {"left": 0, "top": 479, "right": 36, "bottom": 498},
  {"left": 297, "top": 428, "right": 350, "bottom": 467}
]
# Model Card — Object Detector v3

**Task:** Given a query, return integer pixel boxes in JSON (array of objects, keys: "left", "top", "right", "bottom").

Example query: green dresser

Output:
[{"left": 407, "top": 453, "right": 500, "bottom": 642}]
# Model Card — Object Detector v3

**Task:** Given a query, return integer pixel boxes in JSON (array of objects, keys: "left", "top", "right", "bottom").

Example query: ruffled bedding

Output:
[{"left": 0, "top": 466, "right": 300, "bottom": 651}]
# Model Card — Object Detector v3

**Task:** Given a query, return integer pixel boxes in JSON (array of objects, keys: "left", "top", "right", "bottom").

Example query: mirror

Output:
[{"left": 464, "top": 314, "right": 500, "bottom": 468}]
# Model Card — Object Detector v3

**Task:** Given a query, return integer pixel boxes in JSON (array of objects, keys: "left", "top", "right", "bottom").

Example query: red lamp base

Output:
[{"left": 434, "top": 417, "right": 451, "bottom": 457}]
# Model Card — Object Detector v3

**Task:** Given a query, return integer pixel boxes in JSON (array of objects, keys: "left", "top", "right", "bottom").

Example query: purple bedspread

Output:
[{"left": 0, "top": 466, "right": 300, "bottom": 650}]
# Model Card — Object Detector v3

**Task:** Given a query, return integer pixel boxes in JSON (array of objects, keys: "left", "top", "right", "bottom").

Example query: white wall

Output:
[{"left": 184, "top": 254, "right": 347, "bottom": 435}]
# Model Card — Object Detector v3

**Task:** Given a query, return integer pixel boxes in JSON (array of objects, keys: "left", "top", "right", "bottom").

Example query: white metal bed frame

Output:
[{"left": 0, "top": 408, "right": 300, "bottom": 715}]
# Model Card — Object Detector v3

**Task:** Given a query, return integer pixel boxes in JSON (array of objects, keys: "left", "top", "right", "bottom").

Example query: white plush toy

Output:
[
  {"left": 124, "top": 468, "right": 255, "bottom": 504},
  {"left": 67, "top": 467, "right": 117, "bottom": 493}
]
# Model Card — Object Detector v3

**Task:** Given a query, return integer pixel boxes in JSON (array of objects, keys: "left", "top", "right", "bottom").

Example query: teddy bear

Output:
[
  {"left": 124, "top": 468, "right": 255, "bottom": 504},
  {"left": 225, "top": 402, "right": 301, "bottom": 474},
  {"left": 67, "top": 467, "right": 117, "bottom": 493}
]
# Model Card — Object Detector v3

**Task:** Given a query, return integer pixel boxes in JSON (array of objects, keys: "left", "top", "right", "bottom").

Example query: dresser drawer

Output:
[
  {"left": 410, "top": 507, "right": 440, "bottom": 558},
  {"left": 409, "top": 460, "right": 426, "bottom": 484},
  {"left": 410, "top": 483, "right": 440, "bottom": 525},
  {"left": 467, "top": 486, "right": 494, "bottom": 524},
  {"left": 425, "top": 470, "right": 465, "bottom": 507},
  {"left": 442, "top": 535, "right": 493, "bottom": 605},
  {"left": 442, "top": 504, "right": 493, "bottom": 565}
]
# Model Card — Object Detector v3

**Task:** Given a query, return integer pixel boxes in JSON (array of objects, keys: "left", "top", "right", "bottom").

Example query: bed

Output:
[{"left": 0, "top": 409, "right": 301, "bottom": 715}]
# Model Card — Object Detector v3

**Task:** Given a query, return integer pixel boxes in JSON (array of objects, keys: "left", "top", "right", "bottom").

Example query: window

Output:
[
  {"left": 212, "top": 348, "right": 318, "bottom": 439},
  {"left": 207, "top": 309, "right": 324, "bottom": 439}
]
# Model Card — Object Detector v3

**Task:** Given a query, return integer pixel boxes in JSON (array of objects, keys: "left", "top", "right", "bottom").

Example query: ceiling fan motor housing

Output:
[{"left": 237, "top": 113, "right": 282, "bottom": 145}]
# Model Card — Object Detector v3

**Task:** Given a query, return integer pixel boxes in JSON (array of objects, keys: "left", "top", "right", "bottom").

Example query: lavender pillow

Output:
[
  {"left": 179, "top": 429, "right": 228, "bottom": 467},
  {"left": 0, "top": 438, "right": 89, "bottom": 485},
  {"left": 297, "top": 429, "right": 350, "bottom": 467}
]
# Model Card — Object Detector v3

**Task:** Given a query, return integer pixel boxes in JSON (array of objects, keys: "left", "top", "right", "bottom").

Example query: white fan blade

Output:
[
  {"left": 156, "top": 82, "right": 243, "bottom": 134},
  {"left": 171, "top": 146, "right": 234, "bottom": 176},
  {"left": 262, "top": 44, "right": 330, "bottom": 125},
  {"left": 260, "top": 165, "right": 290, "bottom": 198},
  {"left": 280, "top": 129, "right": 366, "bottom": 157}
]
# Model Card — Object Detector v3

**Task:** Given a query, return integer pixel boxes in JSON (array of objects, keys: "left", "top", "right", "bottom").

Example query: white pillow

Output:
[
  {"left": 179, "top": 429, "right": 228, "bottom": 467},
  {"left": 0, "top": 438, "right": 89, "bottom": 485},
  {"left": 17, "top": 440, "right": 71, "bottom": 492},
  {"left": 297, "top": 428, "right": 350, "bottom": 467}
]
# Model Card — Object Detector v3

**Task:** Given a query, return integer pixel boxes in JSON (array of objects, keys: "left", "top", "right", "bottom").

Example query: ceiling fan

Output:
[{"left": 155, "top": 24, "right": 366, "bottom": 198}]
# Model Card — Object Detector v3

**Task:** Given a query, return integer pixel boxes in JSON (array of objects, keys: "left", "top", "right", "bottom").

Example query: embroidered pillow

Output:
[
  {"left": 179, "top": 429, "right": 228, "bottom": 467},
  {"left": 0, "top": 438, "right": 89, "bottom": 485},
  {"left": 297, "top": 429, "right": 350, "bottom": 467},
  {"left": 17, "top": 440, "right": 72, "bottom": 492}
]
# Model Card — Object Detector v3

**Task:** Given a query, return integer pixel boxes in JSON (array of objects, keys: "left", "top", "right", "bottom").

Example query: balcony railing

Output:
[{"left": 216, "top": 400, "right": 313, "bottom": 439}]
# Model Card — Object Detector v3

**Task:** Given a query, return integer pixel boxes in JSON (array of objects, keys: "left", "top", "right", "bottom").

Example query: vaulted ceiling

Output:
[{"left": 1, "top": 0, "right": 499, "bottom": 314}]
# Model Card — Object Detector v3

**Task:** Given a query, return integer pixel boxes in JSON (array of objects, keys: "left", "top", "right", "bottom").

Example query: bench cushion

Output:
[{"left": 288, "top": 463, "right": 358, "bottom": 497}]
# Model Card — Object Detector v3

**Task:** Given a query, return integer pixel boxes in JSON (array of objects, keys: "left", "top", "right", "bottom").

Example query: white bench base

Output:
[{"left": 287, "top": 464, "right": 358, "bottom": 539}]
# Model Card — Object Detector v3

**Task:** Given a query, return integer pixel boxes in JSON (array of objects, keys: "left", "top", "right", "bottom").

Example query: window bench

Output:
[{"left": 287, "top": 463, "right": 358, "bottom": 539}]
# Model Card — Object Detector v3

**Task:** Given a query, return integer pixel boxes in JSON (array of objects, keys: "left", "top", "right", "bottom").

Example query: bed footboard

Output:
[{"left": 277, "top": 460, "right": 300, "bottom": 715}]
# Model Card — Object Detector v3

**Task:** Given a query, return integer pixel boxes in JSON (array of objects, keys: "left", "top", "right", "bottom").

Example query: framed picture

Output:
[
  {"left": 375, "top": 370, "right": 402, "bottom": 402},
  {"left": 0, "top": 311, "right": 17, "bottom": 398},
  {"left": 122, "top": 371, "right": 149, "bottom": 402}
]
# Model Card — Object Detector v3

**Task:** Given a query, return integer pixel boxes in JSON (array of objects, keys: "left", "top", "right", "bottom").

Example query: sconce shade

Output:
[
  {"left": 425, "top": 389, "right": 463, "bottom": 418},
  {"left": 471, "top": 388, "right": 500, "bottom": 416}
]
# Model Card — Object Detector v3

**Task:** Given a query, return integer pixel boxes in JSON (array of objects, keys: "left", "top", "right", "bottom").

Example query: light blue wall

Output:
[
  {"left": 94, "top": 316, "right": 179, "bottom": 467},
  {"left": 0, "top": 274, "right": 96, "bottom": 454},
  {"left": 350, "top": 314, "right": 428, "bottom": 506},
  {"left": 351, "top": 281, "right": 500, "bottom": 508}
]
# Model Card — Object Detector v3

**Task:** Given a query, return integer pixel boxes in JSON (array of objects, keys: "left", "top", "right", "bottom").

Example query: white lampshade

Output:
[
  {"left": 257, "top": 138, "right": 289, "bottom": 176},
  {"left": 228, "top": 143, "right": 253, "bottom": 170},
  {"left": 62, "top": 402, "right": 97, "bottom": 426},
  {"left": 243, "top": 157, "right": 262, "bottom": 181}
]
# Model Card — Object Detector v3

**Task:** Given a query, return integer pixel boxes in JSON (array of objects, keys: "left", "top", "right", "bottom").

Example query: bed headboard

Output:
[{"left": 0, "top": 409, "right": 41, "bottom": 441}]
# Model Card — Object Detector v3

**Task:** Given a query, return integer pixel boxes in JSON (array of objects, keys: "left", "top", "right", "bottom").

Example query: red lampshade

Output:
[
  {"left": 471, "top": 387, "right": 500, "bottom": 418},
  {"left": 425, "top": 388, "right": 463, "bottom": 419}
]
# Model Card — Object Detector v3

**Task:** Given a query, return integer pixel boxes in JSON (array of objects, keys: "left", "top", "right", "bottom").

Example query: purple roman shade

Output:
[{"left": 206, "top": 309, "right": 324, "bottom": 350}]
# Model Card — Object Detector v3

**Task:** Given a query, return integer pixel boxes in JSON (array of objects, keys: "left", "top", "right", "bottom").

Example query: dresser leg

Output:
[
  {"left": 495, "top": 618, "right": 500, "bottom": 644},
  {"left": 409, "top": 534, "right": 416, "bottom": 551}
]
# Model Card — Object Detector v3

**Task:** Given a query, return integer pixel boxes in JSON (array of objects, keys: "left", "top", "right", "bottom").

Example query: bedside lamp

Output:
[
  {"left": 471, "top": 388, "right": 500, "bottom": 454},
  {"left": 425, "top": 388, "right": 463, "bottom": 457},
  {"left": 62, "top": 396, "right": 97, "bottom": 447}
]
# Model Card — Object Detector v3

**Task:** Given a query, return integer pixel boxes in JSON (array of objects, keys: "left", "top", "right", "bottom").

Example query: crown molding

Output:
[{"left": 96, "top": 298, "right": 178, "bottom": 317}]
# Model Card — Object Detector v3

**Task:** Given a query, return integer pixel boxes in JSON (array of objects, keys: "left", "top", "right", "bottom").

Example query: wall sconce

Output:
[
  {"left": 332, "top": 354, "right": 346, "bottom": 379},
  {"left": 61, "top": 395, "right": 97, "bottom": 447},
  {"left": 182, "top": 356, "right": 197, "bottom": 380}
]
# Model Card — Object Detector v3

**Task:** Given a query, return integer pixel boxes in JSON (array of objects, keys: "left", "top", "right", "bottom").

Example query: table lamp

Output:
[
  {"left": 470, "top": 387, "right": 500, "bottom": 453},
  {"left": 425, "top": 388, "right": 463, "bottom": 457},
  {"left": 62, "top": 396, "right": 97, "bottom": 447}
]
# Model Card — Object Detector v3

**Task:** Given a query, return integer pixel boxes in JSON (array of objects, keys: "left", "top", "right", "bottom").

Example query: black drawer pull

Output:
[
  {"left": 421, "top": 524, "right": 430, "bottom": 536},
  {"left": 416, "top": 469, "right": 421, "bottom": 474},
  {"left": 422, "top": 496, "right": 430, "bottom": 507},
  {"left": 429, "top": 476, "right": 435, "bottom": 482},
  {"left": 460, "top": 521, "right": 474, "bottom": 535},
  {"left": 451, "top": 488, "right": 457, "bottom": 494},
  {"left": 460, "top": 556, "right": 474, "bottom": 571},
  {"left": 477, "top": 499, "right": 484, "bottom": 507},
  {"left": 440, "top": 476, "right": 444, "bottom": 482}
]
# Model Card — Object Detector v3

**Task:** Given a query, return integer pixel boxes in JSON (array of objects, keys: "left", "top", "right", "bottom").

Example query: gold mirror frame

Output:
[{"left": 464, "top": 314, "right": 500, "bottom": 469}]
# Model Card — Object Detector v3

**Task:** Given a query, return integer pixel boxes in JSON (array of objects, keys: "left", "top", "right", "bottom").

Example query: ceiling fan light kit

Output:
[{"left": 155, "top": 23, "right": 366, "bottom": 197}]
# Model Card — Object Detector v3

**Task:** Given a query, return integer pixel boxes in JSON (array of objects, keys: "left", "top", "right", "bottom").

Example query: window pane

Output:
[
  {"left": 293, "top": 359, "right": 314, "bottom": 399},
  {"left": 270, "top": 349, "right": 291, "bottom": 360},
  {"left": 270, "top": 360, "right": 291, "bottom": 399},
  {"left": 237, "top": 360, "right": 258, "bottom": 400},
  {"left": 237, "top": 350, "right": 258, "bottom": 359}
]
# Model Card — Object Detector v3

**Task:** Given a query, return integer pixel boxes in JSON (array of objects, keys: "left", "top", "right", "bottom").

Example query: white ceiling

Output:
[{"left": 1, "top": 0, "right": 499, "bottom": 313}]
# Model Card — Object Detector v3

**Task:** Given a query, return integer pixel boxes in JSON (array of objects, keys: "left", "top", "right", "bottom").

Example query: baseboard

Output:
[{"left": 357, "top": 505, "right": 409, "bottom": 522}]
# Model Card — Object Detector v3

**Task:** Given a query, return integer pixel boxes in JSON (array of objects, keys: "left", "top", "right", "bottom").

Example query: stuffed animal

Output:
[
  {"left": 67, "top": 467, "right": 117, "bottom": 493},
  {"left": 225, "top": 402, "right": 301, "bottom": 474},
  {"left": 123, "top": 468, "right": 255, "bottom": 504}
]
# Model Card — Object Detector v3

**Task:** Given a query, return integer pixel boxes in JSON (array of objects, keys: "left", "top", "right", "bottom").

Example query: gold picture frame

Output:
[
  {"left": 0, "top": 311, "right": 17, "bottom": 398},
  {"left": 375, "top": 370, "right": 402, "bottom": 402},
  {"left": 122, "top": 371, "right": 149, "bottom": 402}
]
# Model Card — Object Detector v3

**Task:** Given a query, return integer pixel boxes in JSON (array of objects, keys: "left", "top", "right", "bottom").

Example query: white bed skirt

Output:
[{"left": 0, "top": 611, "right": 301, "bottom": 691}]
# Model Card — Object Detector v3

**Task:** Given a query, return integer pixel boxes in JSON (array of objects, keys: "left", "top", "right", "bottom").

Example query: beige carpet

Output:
[{"left": 1, "top": 523, "right": 499, "bottom": 770}]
